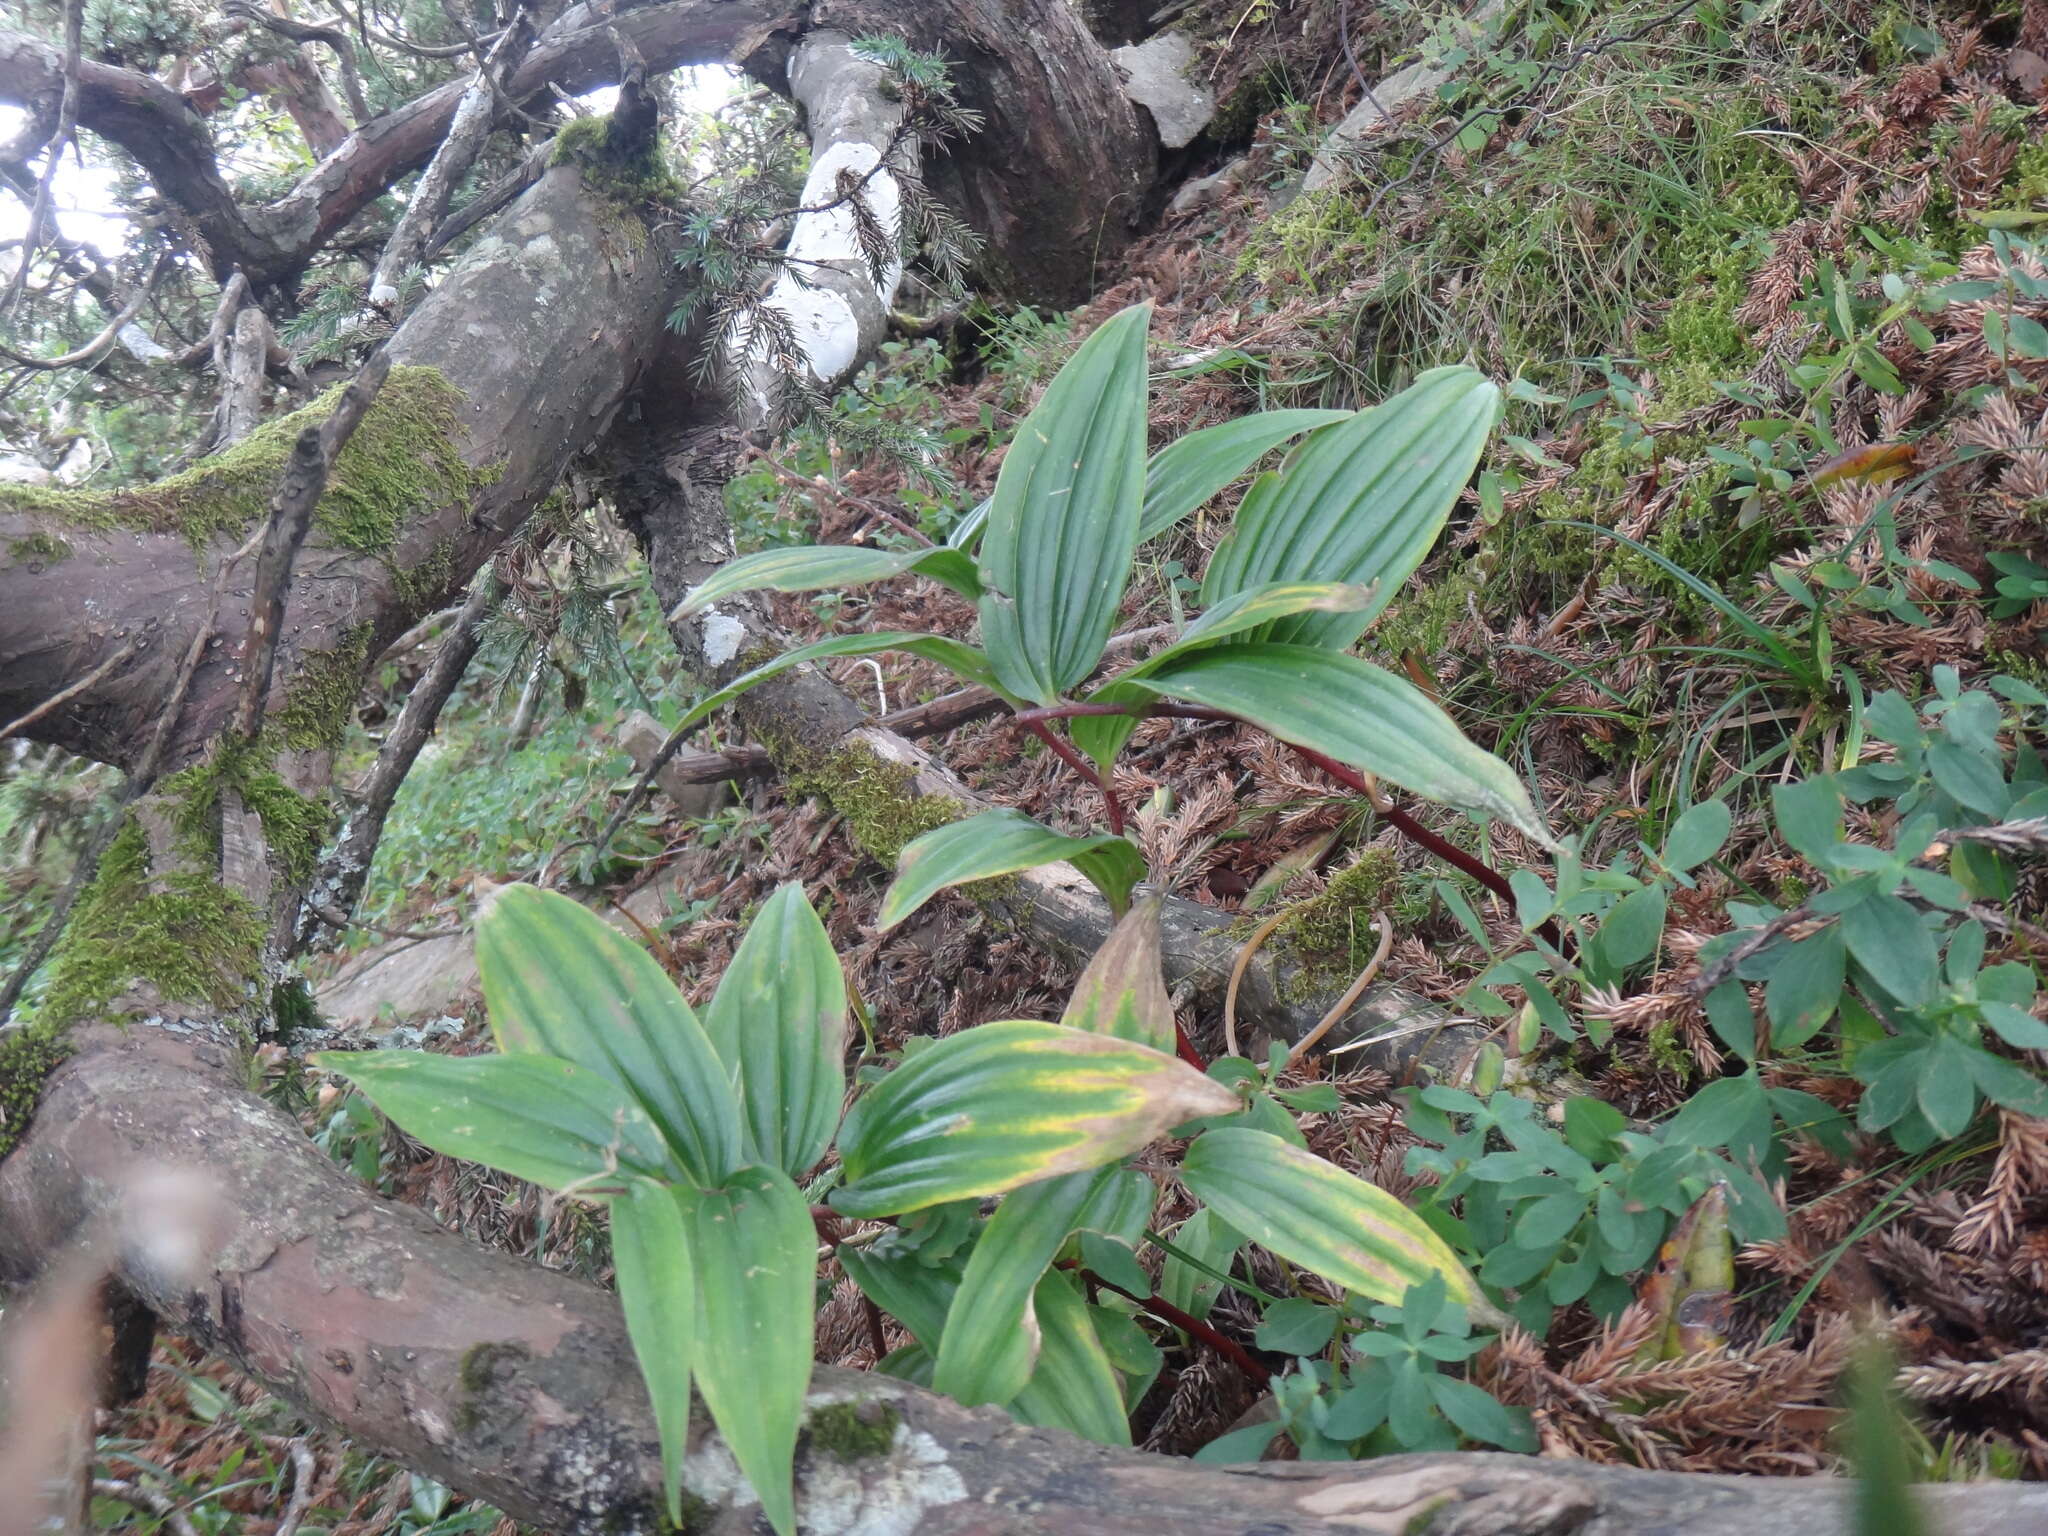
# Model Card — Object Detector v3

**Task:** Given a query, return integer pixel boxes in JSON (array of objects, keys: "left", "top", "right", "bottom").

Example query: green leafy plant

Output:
[
  {"left": 664, "top": 300, "right": 1550, "bottom": 926},
  {"left": 317, "top": 885, "right": 1491, "bottom": 1529}
]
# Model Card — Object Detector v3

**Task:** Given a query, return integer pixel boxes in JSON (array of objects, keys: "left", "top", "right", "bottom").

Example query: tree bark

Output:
[
  {"left": 5, "top": 1026, "right": 2046, "bottom": 1536},
  {"left": 0, "top": 159, "right": 681, "bottom": 773},
  {"left": 817, "top": 0, "right": 1151, "bottom": 304}
]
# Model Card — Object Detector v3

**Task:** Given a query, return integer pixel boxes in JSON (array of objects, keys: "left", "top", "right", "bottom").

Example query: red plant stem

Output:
[
  {"left": 1071, "top": 1265, "right": 1271, "bottom": 1388},
  {"left": 860, "top": 1292, "right": 889, "bottom": 1361},
  {"left": 1018, "top": 717, "right": 1126, "bottom": 835},
  {"left": 1290, "top": 745, "right": 1562, "bottom": 948},
  {"left": 1173, "top": 1019, "right": 1206, "bottom": 1071}
]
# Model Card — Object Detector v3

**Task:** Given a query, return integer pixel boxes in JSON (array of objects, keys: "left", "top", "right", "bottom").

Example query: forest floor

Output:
[{"left": 63, "top": 0, "right": 2048, "bottom": 1526}]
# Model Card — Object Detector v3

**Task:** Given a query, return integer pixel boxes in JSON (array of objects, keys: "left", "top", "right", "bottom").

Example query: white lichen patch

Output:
[
  {"left": 796, "top": 1389, "right": 967, "bottom": 1536},
  {"left": 700, "top": 607, "right": 748, "bottom": 667}
]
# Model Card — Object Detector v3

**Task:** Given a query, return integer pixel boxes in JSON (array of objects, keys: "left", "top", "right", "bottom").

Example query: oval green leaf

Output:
[
  {"left": 476, "top": 884, "right": 742, "bottom": 1186},
  {"left": 831, "top": 1020, "right": 1239, "bottom": 1218},
  {"left": 1070, "top": 580, "right": 1380, "bottom": 769},
  {"left": 1181, "top": 1126, "right": 1491, "bottom": 1317},
  {"left": 701, "top": 883, "right": 848, "bottom": 1176},
  {"left": 1199, "top": 366, "right": 1501, "bottom": 649},
  {"left": 978, "top": 302, "right": 1153, "bottom": 703},
  {"left": 312, "top": 1050, "right": 675, "bottom": 1189},
  {"left": 1128, "top": 643, "right": 1553, "bottom": 848},
  {"left": 880, "top": 809, "right": 1147, "bottom": 930}
]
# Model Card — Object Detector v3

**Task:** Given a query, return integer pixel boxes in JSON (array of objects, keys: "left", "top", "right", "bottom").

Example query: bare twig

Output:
[
  {"left": 89, "top": 1482, "right": 203, "bottom": 1536},
  {"left": 1224, "top": 907, "right": 1290, "bottom": 1060},
  {"left": 0, "top": 642, "right": 136, "bottom": 743},
  {"left": 367, "top": 1, "right": 539, "bottom": 309},
  {"left": 271, "top": 1438, "right": 321, "bottom": 1536},
  {"left": 0, "top": 254, "right": 169, "bottom": 370},
  {"left": 234, "top": 349, "right": 393, "bottom": 740},
  {"left": 0, "top": 0, "right": 80, "bottom": 317},
  {"left": 299, "top": 564, "right": 501, "bottom": 944},
  {"left": 1284, "top": 909, "right": 1393, "bottom": 1069}
]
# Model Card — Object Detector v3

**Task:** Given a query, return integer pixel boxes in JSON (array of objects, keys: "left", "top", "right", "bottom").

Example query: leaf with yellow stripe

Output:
[
  {"left": 1181, "top": 1127, "right": 1493, "bottom": 1318},
  {"left": 476, "top": 885, "right": 741, "bottom": 1184},
  {"left": 830, "top": 1021, "right": 1238, "bottom": 1219}
]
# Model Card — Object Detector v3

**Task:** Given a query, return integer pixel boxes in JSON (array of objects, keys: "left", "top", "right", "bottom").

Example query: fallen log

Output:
[{"left": 6, "top": 1022, "right": 2044, "bottom": 1536}]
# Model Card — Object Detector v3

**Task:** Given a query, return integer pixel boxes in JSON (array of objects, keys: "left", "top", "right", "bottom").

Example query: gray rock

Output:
[{"left": 1111, "top": 33, "right": 1215, "bottom": 150}]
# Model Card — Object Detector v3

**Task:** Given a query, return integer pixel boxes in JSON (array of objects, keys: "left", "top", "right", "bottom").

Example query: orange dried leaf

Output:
[{"left": 1808, "top": 443, "right": 1916, "bottom": 490}]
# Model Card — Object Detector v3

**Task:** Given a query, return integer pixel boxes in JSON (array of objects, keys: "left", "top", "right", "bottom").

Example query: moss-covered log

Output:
[{"left": 0, "top": 157, "right": 683, "bottom": 774}]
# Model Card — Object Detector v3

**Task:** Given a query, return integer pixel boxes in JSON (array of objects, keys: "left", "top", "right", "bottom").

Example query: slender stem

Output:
[
  {"left": 1173, "top": 1018, "right": 1206, "bottom": 1071},
  {"left": 1071, "top": 1264, "right": 1271, "bottom": 1388},
  {"left": 1018, "top": 717, "right": 1125, "bottom": 835},
  {"left": 1289, "top": 745, "right": 1563, "bottom": 948},
  {"left": 1009, "top": 701, "right": 1146, "bottom": 724}
]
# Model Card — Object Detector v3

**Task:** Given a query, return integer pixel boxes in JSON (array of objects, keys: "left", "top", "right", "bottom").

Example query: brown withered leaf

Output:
[
  {"left": 1634, "top": 1184, "right": 1735, "bottom": 1363},
  {"left": 1060, "top": 893, "right": 1176, "bottom": 1053}
]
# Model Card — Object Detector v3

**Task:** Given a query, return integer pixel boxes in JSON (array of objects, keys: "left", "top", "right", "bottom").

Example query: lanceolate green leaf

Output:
[
  {"left": 879, "top": 809, "right": 1147, "bottom": 930},
  {"left": 1070, "top": 581, "right": 1380, "bottom": 769},
  {"left": 979, "top": 302, "right": 1153, "bottom": 703},
  {"left": 1139, "top": 408, "right": 1351, "bottom": 542},
  {"left": 668, "top": 543, "right": 981, "bottom": 621},
  {"left": 935, "top": 1167, "right": 1110, "bottom": 1407},
  {"left": 1183, "top": 1128, "right": 1490, "bottom": 1315},
  {"left": 311, "top": 1051, "right": 674, "bottom": 1189},
  {"left": 612, "top": 1179, "right": 696, "bottom": 1526},
  {"left": 1022, "top": 1267, "right": 1132, "bottom": 1445},
  {"left": 838, "top": 1243, "right": 1131, "bottom": 1441},
  {"left": 1058, "top": 894, "right": 1176, "bottom": 1052},
  {"left": 1199, "top": 367, "right": 1501, "bottom": 648},
  {"left": 831, "top": 1020, "right": 1239, "bottom": 1218},
  {"left": 701, "top": 883, "right": 848, "bottom": 1177},
  {"left": 677, "top": 631, "right": 1006, "bottom": 736},
  {"left": 1129, "top": 644, "right": 1554, "bottom": 848},
  {"left": 680, "top": 1167, "right": 814, "bottom": 1536},
  {"left": 1159, "top": 1207, "right": 1243, "bottom": 1323},
  {"left": 476, "top": 885, "right": 742, "bottom": 1186}
]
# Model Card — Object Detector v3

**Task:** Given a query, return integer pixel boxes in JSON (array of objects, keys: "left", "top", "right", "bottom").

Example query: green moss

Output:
[
  {"left": 549, "top": 116, "right": 685, "bottom": 239},
  {"left": 1646, "top": 1018, "right": 1693, "bottom": 1081},
  {"left": 275, "top": 628, "right": 372, "bottom": 751},
  {"left": 0, "top": 1021, "right": 72, "bottom": 1161},
  {"left": 36, "top": 820, "right": 267, "bottom": 1029},
  {"left": 161, "top": 738, "right": 331, "bottom": 884},
  {"left": 393, "top": 537, "right": 457, "bottom": 616},
  {"left": 806, "top": 1400, "right": 900, "bottom": 1460},
  {"left": 454, "top": 1340, "right": 531, "bottom": 1433},
  {"left": 1278, "top": 847, "right": 1398, "bottom": 962},
  {"left": 6, "top": 532, "right": 71, "bottom": 567},
  {"left": 781, "top": 742, "right": 962, "bottom": 864},
  {"left": 0, "top": 367, "right": 484, "bottom": 555}
]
